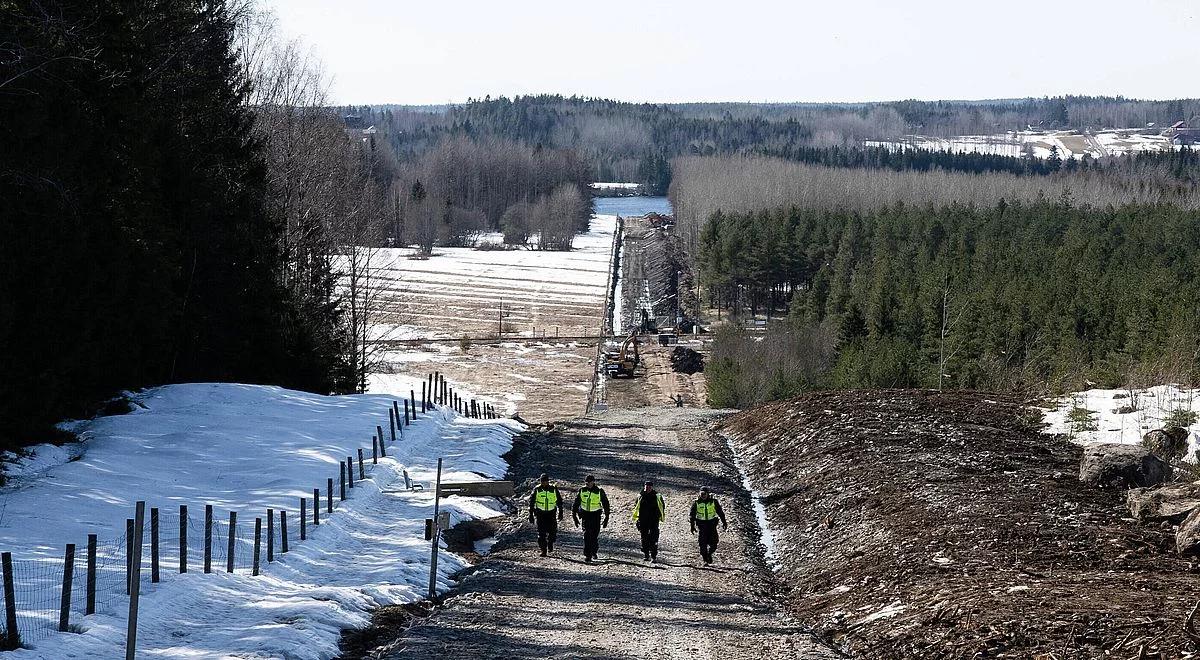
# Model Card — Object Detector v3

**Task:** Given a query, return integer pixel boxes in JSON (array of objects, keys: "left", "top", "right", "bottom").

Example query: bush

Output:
[
  {"left": 1067, "top": 406, "right": 1098, "bottom": 434},
  {"left": 1165, "top": 408, "right": 1198, "bottom": 430}
]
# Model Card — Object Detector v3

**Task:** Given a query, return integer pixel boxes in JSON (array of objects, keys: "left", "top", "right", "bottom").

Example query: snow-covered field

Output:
[
  {"left": 1040, "top": 384, "right": 1200, "bottom": 460},
  {"left": 368, "top": 215, "right": 617, "bottom": 339},
  {"left": 0, "top": 379, "right": 520, "bottom": 658},
  {"left": 868, "top": 129, "right": 1184, "bottom": 160}
]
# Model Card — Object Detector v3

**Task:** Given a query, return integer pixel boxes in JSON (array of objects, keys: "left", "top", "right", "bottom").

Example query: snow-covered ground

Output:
[
  {"left": 0, "top": 379, "right": 520, "bottom": 658},
  {"left": 366, "top": 214, "right": 617, "bottom": 339},
  {"left": 867, "top": 129, "right": 1184, "bottom": 160},
  {"left": 1040, "top": 384, "right": 1200, "bottom": 460}
]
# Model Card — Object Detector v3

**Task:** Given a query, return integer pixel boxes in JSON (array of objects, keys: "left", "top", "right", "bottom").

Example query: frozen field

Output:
[
  {"left": 368, "top": 214, "right": 618, "bottom": 339},
  {"left": 1040, "top": 384, "right": 1200, "bottom": 460},
  {"left": 868, "top": 129, "right": 1183, "bottom": 160},
  {"left": 363, "top": 199, "right": 670, "bottom": 422},
  {"left": 0, "top": 380, "right": 520, "bottom": 658}
]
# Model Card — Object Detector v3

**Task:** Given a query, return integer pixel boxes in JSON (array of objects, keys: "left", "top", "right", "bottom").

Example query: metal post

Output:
[
  {"left": 126, "top": 501, "right": 145, "bottom": 660},
  {"left": 204, "top": 505, "right": 213, "bottom": 574},
  {"left": 86, "top": 534, "right": 97, "bottom": 615},
  {"left": 252, "top": 518, "right": 261, "bottom": 576},
  {"left": 280, "top": 511, "right": 289, "bottom": 554},
  {"left": 226, "top": 512, "right": 236, "bottom": 573},
  {"left": 150, "top": 507, "right": 159, "bottom": 583},
  {"left": 179, "top": 505, "right": 188, "bottom": 574},
  {"left": 2, "top": 552, "right": 18, "bottom": 650},
  {"left": 58, "top": 543, "right": 75, "bottom": 632},
  {"left": 428, "top": 458, "right": 444, "bottom": 599}
]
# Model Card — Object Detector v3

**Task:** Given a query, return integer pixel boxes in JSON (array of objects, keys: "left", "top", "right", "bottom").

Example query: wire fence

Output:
[{"left": 0, "top": 375, "right": 499, "bottom": 653}]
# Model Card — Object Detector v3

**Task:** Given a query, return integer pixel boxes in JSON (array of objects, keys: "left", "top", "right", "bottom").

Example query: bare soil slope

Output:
[{"left": 721, "top": 390, "right": 1200, "bottom": 659}]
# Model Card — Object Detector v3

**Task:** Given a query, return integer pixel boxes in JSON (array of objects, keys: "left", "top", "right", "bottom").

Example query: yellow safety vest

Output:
[
  {"left": 632, "top": 493, "right": 665, "bottom": 521},
  {"left": 694, "top": 499, "right": 718, "bottom": 521},
  {"left": 578, "top": 489, "right": 603, "bottom": 512},
  {"left": 534, "top": 487, "right": 558, "bottom": 511}
]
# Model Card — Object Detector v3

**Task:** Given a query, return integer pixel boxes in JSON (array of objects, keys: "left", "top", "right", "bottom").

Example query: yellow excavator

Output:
[{"left": 603, "top": 334, "right": 640, "bottom": 378}]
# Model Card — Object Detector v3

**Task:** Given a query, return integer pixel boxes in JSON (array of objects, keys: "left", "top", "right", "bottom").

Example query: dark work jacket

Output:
[{"left": 633, "top": 490, "right": 665, "bottom": 527}]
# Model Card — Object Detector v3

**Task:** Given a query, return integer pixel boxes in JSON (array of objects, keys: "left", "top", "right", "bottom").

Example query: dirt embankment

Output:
[{"left": 721, "top": 390, "right": 1200, "bottom": 659}]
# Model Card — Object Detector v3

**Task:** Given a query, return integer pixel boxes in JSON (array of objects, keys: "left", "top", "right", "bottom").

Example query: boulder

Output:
[
  {"left": 1127, "top": 484, "right": 1200, "bottom": 523},
  {"left": 1079, "top": 443, "right": 1172, "bottom": 488},
  {"left": 1142, "top": 428, "right": 1189, "bottom": 462},
  {"left": 1177, "top": 508, "right": 1200, "bottom": 556}
]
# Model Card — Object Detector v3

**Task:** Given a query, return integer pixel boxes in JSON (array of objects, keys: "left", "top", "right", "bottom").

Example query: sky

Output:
[{"left": 265, "top": 0, "right": 1198, "bottom": 106}]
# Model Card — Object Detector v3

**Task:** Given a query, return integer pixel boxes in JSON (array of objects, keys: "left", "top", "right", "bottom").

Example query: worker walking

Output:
[
  {"left": 632, "top": 481, "right": 666, "bottom": 562},
  {"left": 528, "top": 473, "right": 564, "bottom": 557},
  {"left": 689, "top": 486, "right": 728, "bottom": 565},
  {"left": 572, "top": 474, "right": 610, "bottom": 563}
]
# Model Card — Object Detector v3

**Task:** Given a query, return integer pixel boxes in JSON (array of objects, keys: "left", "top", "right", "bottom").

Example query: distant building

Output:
[{"left": 1165, "top": 120, "right": 1200, "bottom": 146}]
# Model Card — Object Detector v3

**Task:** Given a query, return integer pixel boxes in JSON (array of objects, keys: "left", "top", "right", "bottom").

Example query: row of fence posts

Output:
[{"left": 1, "top": 372, "right": 500, "bottom": 656}]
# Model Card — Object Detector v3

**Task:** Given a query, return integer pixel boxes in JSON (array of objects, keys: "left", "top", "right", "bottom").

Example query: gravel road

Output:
[{"left": 369, "top": 406, "right": 838, "bottom": 659}]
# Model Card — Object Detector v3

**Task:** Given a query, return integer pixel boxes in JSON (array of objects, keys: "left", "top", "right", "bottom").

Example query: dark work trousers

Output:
[
  {"left": 638, "top": 524, "right": 660, "bottom": 559},
  {"left": 697, "top": 520, "right": 719, "bottom": 561},
  {"left": 579, "top": 511, "right": 602, "bottom": 559},
  {"left": 535, "top": 510, "right": 558, "bottom": 551}
]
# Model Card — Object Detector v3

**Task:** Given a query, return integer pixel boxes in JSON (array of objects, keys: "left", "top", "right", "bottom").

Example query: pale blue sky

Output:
[{"left": 266, "top": 0, "right": 1198, "bottom": 105}]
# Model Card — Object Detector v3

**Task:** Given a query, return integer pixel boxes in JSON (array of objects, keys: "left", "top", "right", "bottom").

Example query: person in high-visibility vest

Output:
[
  {"left": 572, "top": 474, "right": 610, "bottom": 563},
  {"left": 689, "top": 486, "right": 727, "bottom": 565},
  {"left": 528, "top": 473, "right": 564, "bottom": 557},
  {"left": 632, "top": 481, "right": 666, "bottom": 563}
]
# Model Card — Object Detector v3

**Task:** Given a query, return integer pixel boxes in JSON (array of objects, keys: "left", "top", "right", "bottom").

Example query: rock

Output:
[
  {"left": 1079, "top": 443, "right": 1172, "bottom": 488},
  {"left": 1177, "top": 508, "right": 1200, "bottom": 556},
  {"left": 1127, "top": 484, "right": 1200, "bottom": 523},
  {"left": 669, "top": 346, "right": 704, "bottom": 374},
  {"left": 1142, "top": 428, "right": 1188, "bottom": 462}
]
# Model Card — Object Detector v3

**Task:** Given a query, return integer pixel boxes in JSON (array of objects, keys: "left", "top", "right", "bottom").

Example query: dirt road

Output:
[{"left": 365, "top": 404, "right": 837, "bottom": 659}]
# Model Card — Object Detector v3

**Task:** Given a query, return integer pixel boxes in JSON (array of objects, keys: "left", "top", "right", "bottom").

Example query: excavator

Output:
[{"left": 602, "top": 334, "right": 640, "bottom": 378}]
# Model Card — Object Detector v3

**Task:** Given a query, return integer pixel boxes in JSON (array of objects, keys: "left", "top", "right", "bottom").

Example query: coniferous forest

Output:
[
  {"left": 0, "top": 1, "right": 359, "bottom": 449},
  {"left": 699, "top": 201, "right": 1200, "bottom": 407}
]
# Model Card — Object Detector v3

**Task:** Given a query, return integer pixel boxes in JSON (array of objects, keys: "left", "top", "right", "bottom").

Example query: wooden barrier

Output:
[
  {"left": 179, "top": 505, "right": 188, "bottom": 574},
  {"left": 226, "top": 512, "right": 236, "bottom": 573},
  {"left": 58, "top": 544, "right": 74, "bottom": 632}
]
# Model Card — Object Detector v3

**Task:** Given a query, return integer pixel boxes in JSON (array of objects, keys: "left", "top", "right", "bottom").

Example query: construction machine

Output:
[{"left": 603, "top": 334, "right": 640, "bottom": 378}]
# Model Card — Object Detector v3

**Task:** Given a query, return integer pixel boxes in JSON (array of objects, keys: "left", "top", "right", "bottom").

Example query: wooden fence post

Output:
[
  {"left": 125, "top": 518, "right": 133, "bottom": 594},
  {"left": 204, "top": 505, "right": 213, "bottom": 574},
  {"left": 326, "top": 478, "right": 333, "bottom": 513},
  {"left": 420, "top": 383, "right": 426, "bottom": 413},
  {"left": 372, "top": 436, "right": 378, "bottom": 464},
  {"left": 150, "top": 507, "right": 160, "bottom": 583},
  {"left": 300, "top": 497, "right": 307, "bottom": 539},
  {"left": 378, "top": 431, "right": 387, "bottom": 458},
  {"left": 313, "top": 489, "right": 320, "bottom": 526},
  {"left": 347, "top": 456, "right": 354, "bottom": 488},
  {"left": 404, "top": 399, "right": 410, "bottom": 425},
  {"left": 86, "top": 534, "right": 97, "bottom": 615},
  {"left": 389, "top": 407, "right": 397, "bottom": 442},
  {"left": 280, "top": 511, "right": 289, "bottom": 554},
  {"left": 409, "top": 390, "right": 416, "bottom": 420},
  {"left": 267, "top": 509, "right": 274, "bottom": 563},
  {"left": 226, "top": 511, "right": 237, "bottom": 573},
  {"left": 2, "top": 552, "right": 16, "bottom": 650},
  {"left": 394, "top": 400, "right": 403, "bottom": 428},
  {"left": 179, "top": 505, "right": 188, "bottom": 574},
  {"left": 377, "top": 424, "right": 385, "bottom": 447},
  {"left": 357, "top": 449, "right": 365, "bottom": 479},
  {"left": 126, "top": 501, "right": 145, "bottom": 660},
  {"left": 340, "top": 463, "right": 346, "bottom": 501},
  {"left": 58, "top": 543, "right": 75, "bottom": 633},
  {"left": 252, "top": 518, "right": 261, "bottom": 576}
]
